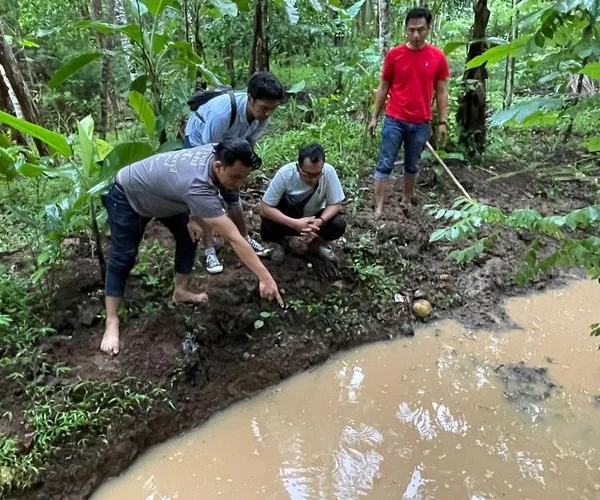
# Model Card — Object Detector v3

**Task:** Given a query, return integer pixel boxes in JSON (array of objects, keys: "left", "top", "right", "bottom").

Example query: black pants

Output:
[{"left": 260, "top": 197, "right": 346, "bottom": 243}]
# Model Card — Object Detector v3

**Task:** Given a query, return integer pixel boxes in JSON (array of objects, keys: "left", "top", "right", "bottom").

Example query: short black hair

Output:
[
  {"left": 248, "top": 71, "right": 285, "bottom": 101},
  {"left": 214, "top": 138, "right": 262, "bottom": 170},
  {"left": 298, "top": 143, "right": 325, "bottom": 166},
  {"left": 405, "top": 7, "right": 432, "bottom": 26}
]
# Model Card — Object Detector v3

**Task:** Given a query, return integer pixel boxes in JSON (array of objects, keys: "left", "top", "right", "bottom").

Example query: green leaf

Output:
[
  {"left": 0, "top": 147, "right": 16, "bottom": 181},
  {"left": 152, "top": 33, "right": 170, "bottom": 54},
  {"left": 0, "top": 110, "right": 71, "bottom": 157},
  {"left": 260, "top": 311, "right": 274, "bottom": 318},
  {"left": 443, "top": 41, "right": 466, "bottom": 55},
  {"left": 95, "top": 142, "right": 154, "bottom": 188},
  {"left": 283, "top": 0, "right": 299, "bottom": 24},
  {"left": 585, "top": 136, "right": 600, "bottom": 152},
  {"left": 17, "top": 163, "right": 47, "bottom": 177},
  {"left": 95, "top": 138, "right": 114, "bottom": 161},
  {"left": 489, "top": 98, "right": 563, "bottom": 127},
  {"left": 580, "top": 62, "right": 600, "bottom": 78},
  {"left": 287, "top": 80, "right": 306, "bottom": 94},
  {"left": 141, "top": 0, "right": 176, "bottom": 17},
  {"left": 466, "top": 36, "right": 527, "bottom": 69},
  {"left": 130, "top": 74, "right": 148, "bottom": 94},
  {"left": 48, "top": 52, "right": 103, "bottom": 89},
  {"left": 308, "top": 0, "right": 322, "bottom": 11},
  {"left": 77, "top": 116, "right": 96, "bottom": 179},
  {"left": 128, "top": 91, "right": 156, "bottom": 139},
  {"left": 207, "top": 0, "right": 239, "bottom": 16},
  {"left": 346, "top": 0, "right": 366, "bottom": 18},
  {"left": 254, "top": 319, "right": 264, "bottom": 329}
]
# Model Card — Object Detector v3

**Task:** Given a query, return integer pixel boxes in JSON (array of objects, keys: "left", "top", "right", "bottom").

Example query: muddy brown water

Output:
[{"left": 93, "top": 280, "right": 600, "bottom": 499}]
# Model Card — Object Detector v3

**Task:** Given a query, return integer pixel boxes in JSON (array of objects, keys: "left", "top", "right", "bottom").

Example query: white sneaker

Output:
[
  {"left": 318, "top": 245, "right": 335, "bottom": 260},
  {"left": 246, "top": 236, "right": 271, "bottom": 257},
  {"left": 205, "top": 252, "right": 223, "bottom": 274}
]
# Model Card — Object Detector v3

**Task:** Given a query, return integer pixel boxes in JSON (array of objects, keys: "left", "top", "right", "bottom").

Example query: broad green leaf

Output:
[
  {"left": 254, "top": 319, "right": 264, "bottom": 329},
  {"left": 207, "top": 0, "right": 239, "bottom": 16},
  {"left": 466, "top": 36, "right": 527, "bottom": 69},
  {"left": 48, "top": 52, "right": 103, "bottom": 89},
  {"left": 284, "top": 0, "right": 299, "bottom": 24},
  {"left": 287, "top": 80, "right": 306, "bottom": 94},
  {"left": 580, "top": 62, "right": 600, "bottom": 78},
  {"left": 443, "top": 41, "right": 466, "bottom": 55},
  {"left": 128, "top": 91, "right": 156, "bottom": 139},
  {"left": 95, "top": 141, "right": 154, "bottom": 188},
  {"left": 0, "top": 148, "right": 16, "bottom": 181},
  {"left": 129, "top": 0, "right": 149, "bottom": 15},
  {"left": 585, "top": 136, "right": 600, "bottom": 152},
  {"left": 119, "top": 24, "right": 144, "bottom": 46},
  {"left": 489, "top": 98, "right": 563, "bottom": 126},
  {"left": 197, "top": 64, "right": 222, "bottom": 86},
  {"left": 95, "top": 138, "right": 114, "bottom": 160},
  {"left": 20, "top": 39, "right": 40, "bottom": 48},
  {"left": 308, "top": 0, "right": 322, "bottom": 11},
  {"left": 157, "top": 140, "right": 183, "bottom": 153},
  {"left": 346, "top": 0, "right": 366, "bottom": 18},
  {"left": 77, "top": 116, "right": 96, "bottom": 179},
  {"left": 17, "top": 163, "right": 47, "bottom": 177},
  {"left": 152, "top": 33, "right": 170, "bottom": 54},
  {"left": 141, "top": 0, "right": 176, "bottom": 17},
  {"left": 0, "top": 110, "right": 71, "bottom": 157},
  {"left": 130, "top": 74, "right": 148, "bottom": 94}
]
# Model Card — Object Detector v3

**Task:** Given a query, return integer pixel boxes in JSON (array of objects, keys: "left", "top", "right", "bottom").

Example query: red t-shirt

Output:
[{"left": 381, "top": 43, "right": 450, "bottom": 123}]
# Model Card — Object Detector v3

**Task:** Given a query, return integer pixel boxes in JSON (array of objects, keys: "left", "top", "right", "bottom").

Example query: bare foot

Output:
[
  {"left": 172, "top": 289, "right": 209, "bottom": 303},
  {"left": 101, "top": 319, "right": 120, "bottom": 355}
]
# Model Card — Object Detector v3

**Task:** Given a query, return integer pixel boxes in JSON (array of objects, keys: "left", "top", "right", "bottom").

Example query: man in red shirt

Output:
[{"left": 369, "top": 7, "right": 450, "bottom": 216}]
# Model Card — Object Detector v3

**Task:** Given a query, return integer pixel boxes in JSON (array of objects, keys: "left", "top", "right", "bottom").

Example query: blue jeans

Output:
[
  {"left": 374, "top": 116, "right": 431, "bottom": 181},
  {"left": 101, "top": 183, "right": 197, "bottom": 297}
]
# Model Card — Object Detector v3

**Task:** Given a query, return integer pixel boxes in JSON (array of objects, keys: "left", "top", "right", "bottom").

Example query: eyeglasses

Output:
[{"left": 297, "top": 163, "right": 323, "bottom": 179}]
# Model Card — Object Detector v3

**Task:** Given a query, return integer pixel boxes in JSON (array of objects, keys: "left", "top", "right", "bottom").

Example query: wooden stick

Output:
[{"left": 425, "top": 141, "right": 474, "bottom": 201}]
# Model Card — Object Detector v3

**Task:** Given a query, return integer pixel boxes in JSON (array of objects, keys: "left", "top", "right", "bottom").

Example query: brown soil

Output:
[{"left": 4, "top": 142, "right": 598, "bottom": 499}]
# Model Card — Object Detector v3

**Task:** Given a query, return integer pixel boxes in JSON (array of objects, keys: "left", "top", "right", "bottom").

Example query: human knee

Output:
[{"left": 321, "top": 214, "right": 346, "bottom": 241}]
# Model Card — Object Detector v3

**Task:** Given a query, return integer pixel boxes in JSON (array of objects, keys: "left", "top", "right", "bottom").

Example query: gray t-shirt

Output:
[
  {"left": 116, "top": 144, "right": 227, "bottom": 219},
  {"left": 184, "top": 92, "right": 269, "bottom": 147},
  {"left": 262, "top": 162, "right": 345, "bottom": 217}
]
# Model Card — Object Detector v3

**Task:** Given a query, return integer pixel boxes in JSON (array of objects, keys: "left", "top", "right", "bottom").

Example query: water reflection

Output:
[{"left": 93, "top": 280, "right": 600, "bottom": 500}]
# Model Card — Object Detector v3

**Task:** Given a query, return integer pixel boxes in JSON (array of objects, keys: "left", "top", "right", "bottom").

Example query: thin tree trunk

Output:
[
  {"left": 0, "top": 22, "right": 48, "bottom": 155},
  {"left": 378, "top": 0, "right": 391, "bottom": 55},
  {"left": 250, "top": 0, "right": 269, "bottom": 74},
  {"left": 114, "top": 0, "right": 136, "bottom": 81},
  {"left": 502, "top": 0, "right": 517, "bottom": 109},
  {"left": 91, "top": 0, "right": 111, "bottom": 138},
  {"left": 0, "top": 65, "right": 27, "bottom": 145},
  {"left": 457, "top": 0, "right": 490, "bottom": 155}
]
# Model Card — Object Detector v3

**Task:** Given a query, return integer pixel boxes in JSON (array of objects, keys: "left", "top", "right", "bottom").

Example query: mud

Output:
[{"left": 3, "top": 140, "right": 598, "bottom": 499}]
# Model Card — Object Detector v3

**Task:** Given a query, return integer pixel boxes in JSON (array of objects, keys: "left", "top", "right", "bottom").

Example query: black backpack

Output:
[{"left": 187, "top": 86, "right": 238, "bottom": 129}]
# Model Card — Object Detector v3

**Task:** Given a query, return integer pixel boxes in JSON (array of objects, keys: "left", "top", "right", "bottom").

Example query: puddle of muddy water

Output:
[{"left": 93, "top": 280, "right": 600, "bottom": 499}]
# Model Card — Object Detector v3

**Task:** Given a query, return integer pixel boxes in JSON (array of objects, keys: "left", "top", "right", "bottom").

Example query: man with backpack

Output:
[{"left": 184, "top": 71, "right": 286, "bottom": 274}]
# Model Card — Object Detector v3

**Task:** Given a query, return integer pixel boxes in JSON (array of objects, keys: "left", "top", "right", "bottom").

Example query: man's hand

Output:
[
  {"left": 259, "top": 276, "right": 284, "bottom": 307},
  {"left": 437, "top": 123, "right": 447, "bottom": 145},
  {"left": 294, "top": 217, "right": 317, "bottom": 236},
  {"left": 368, "top": 117, "right": 378, "bottom": 136},
  {"left": 187, "top": 219, "right": 203, "bottom": 242}
]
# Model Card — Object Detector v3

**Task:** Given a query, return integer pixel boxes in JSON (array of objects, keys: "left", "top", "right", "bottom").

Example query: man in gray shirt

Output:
[
  {"left": 184, "top": 71, "right": 285, "bottom": 274},
  {"left": 260, "top": 143, "right": 346, "bottom": 259},
  {"left": 100, "top": 138, "right": 283, "bottom": 355}
]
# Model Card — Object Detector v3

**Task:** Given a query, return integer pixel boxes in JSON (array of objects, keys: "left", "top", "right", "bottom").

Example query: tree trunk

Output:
[
  {"left": 502, "top": 0, "right": 517, "bottom": 109},
  {"left": 250, "top": 0, "right": 269, "bottom": 74},
  {"left": 0, "top": 23, "right": 48, "bottom": 155},
  {"left": 223, "top": 46, "right": 235, "bottom": 86},
  {"left": 114, "top": 0, "right": 136, "bottom": 81},
  {"left": 457, "top": 0, "right": 490, "bottom": 155},
  {"left": 91, "top": 0, "right": 112, "bottom": 138},
  {"left": 0, "top": 65, "right": 27, "bottom": 145},
  {"left": 378, "top": 0, "right": 391, "bottom": 55}
]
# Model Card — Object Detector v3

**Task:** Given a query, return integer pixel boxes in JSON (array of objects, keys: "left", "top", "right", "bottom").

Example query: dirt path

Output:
[{"left": 5, "top": 150, "right": 597, "bottom": 499}]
